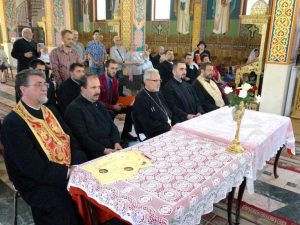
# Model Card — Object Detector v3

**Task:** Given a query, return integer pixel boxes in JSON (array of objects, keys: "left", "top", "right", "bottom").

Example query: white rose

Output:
[
  {"left": 224, "top": 86, "right": 233, "bottom": 94},
  {"left": 238, "top": 89, "right": 248, "bottom": 98},
  {"left": 255, "top": 95, "right": 261, "bottom": 103},
  {"left": 241, "top": 83, "right": 252, "bottom": 91}
]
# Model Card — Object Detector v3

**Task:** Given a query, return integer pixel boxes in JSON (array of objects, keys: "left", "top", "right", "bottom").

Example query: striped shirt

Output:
[
  {"left": 50, "top": 45, "right": 80, "bottom": 85},
  {"left": 86, "top": 40, "right": 107, "bottom": 68}
]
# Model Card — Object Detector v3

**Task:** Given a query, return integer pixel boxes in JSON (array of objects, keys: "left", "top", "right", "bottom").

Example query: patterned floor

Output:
[{"left": 0, "top": 78, "right": 300, "bottom": 225}]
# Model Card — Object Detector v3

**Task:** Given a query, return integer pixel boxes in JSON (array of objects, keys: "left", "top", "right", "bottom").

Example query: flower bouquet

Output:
[
  {"left": 224, "top": 83, "right": 261, "bottom": 107},
  {"left": 223, "top": 83, "right": 261, "bottom": 153}
]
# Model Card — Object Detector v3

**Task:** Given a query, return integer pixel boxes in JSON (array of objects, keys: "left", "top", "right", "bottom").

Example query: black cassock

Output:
[
  {"left": 64, "top": 95, "right": 121, "bottom": 160},
  {"left": 1, "top": 101, "right": 87, "bottom": 225},
  {"left": 56, "top": 78, "right": 81, "bottom": 116},
  {"left": 11, "top": 38, "right": 41, "bottom": 72},
  {"left": 192, "top": 79, "right": 228, "bottom": 113},
  {"left": 163, "top": 78, "right": 204, "bottom": 124},
  {"left": 133, "top": 89, "right": 172, "bottom": 139}
]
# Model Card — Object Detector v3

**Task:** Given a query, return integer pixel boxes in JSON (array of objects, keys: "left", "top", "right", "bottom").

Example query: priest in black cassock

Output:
[
  {"left": 133, "top": 69, "right": 172, "bottom": 139},
  {"left": 192, "top": 62, "right": 228, "bottom": 113},
  {"left": 157, "top": 49, "right": 174, "bottom": 87},
  {"left": 1, "top": 69, "right": 87, "bottom": 225},
  {"left": 56, "top": 63, "right": 85, "bottom": 115},
  {"left": 11, "top": 28, "right": 41, "bottom": 72},
  {"left": 163, "top": 61, "right": 204, "bottom": 124},
  {"left": 64, "top": 74, "right": 122, "bottom": 159}
]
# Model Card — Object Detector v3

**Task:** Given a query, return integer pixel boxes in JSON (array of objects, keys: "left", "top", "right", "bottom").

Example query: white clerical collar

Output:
[
  {"left": 71, "top": 77, "right": 80, "bottom": 85},
  {"left": 22, "top": 101, "right": 41, "bottom": 110},
  {"left": 23, "top": 38, "right": 31, "bottom": 42},
  {"left": 174, "top": 77, "right": 182, "bottom": 83},
  {"left": 145, "top": 87, "right": 158, "bottom": 93}
]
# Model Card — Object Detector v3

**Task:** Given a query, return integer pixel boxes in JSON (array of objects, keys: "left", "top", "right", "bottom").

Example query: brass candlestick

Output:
[{"left": 227, "top": 101, "right": 245, "bottom": 154}]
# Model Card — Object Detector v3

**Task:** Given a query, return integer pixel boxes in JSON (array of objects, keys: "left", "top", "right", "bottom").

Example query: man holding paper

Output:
[{"left": 99, "top": 59, "right": 137, "bottom": 141}]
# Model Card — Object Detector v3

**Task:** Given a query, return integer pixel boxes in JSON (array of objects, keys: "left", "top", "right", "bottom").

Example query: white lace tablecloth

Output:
[
  {"left": 173, "top": 107, "right": 295, "bottom": 191},
  {"left": 68, "top": 130, "right": 251, "bottom": 225}
]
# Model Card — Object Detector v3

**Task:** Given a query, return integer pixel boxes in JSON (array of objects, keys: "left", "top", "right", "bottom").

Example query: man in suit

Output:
[
  {"left": 150, "top": 46, "right": 165, "bottom": 69},
  {"left": 11, "top": 28, "right": 41, "bottom": 72},
  {"left": 157, "top": 49, "right": 174, "bottom": 87},
  {"left": 163, "top": 61, "right": 204, "bottom": 124},
  {"left": 184, "top": 53, "right": 199, "bottom": 83},
  {"left": 99, "top": 59, "right": 137, "bottom": 141},
  {"left": 1, "top": 69, "right": 87, "bottom": 225},
  {"left": 56, "top": 63, "right": 85, "bottom": 115},
  {"left": 64, "top": 74, "right": 122, "bottom": 159}
]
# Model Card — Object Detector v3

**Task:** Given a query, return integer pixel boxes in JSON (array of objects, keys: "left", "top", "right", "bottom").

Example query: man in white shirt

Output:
[{"left": 110, "top": 36, "right": 127, "bottom": 96}]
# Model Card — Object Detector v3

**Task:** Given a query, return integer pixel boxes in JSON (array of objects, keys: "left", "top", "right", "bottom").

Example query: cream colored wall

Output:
[{"left": 259, "top": 63, "right": 294, "bottom": 115}]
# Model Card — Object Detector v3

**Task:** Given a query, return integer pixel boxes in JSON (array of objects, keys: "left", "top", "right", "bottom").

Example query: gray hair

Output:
[
  {"left": 143, "top": 68, "right": 159, "bottom": 81},
  {"left": 21, "top": 28, "right": 32, "bottom": 37},
  {"left": 15, "top": 69, "right": 46, "bottom": 97}
]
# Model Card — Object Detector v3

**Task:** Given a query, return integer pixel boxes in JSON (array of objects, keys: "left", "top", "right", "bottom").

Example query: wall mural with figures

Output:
[
  {"left": 145, "top": 0, "right": 194, "bottom": 35},
  {"left": 132, "top": 0, "right": 146, "bottom": 51},
  {"left": 205, "top": 0, "right": 240, "bottom": 37}
]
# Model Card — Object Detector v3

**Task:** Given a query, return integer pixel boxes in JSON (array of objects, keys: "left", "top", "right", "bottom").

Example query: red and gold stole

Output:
[{"left": 13, "top": 101, "right": 71, "bottom": 166}]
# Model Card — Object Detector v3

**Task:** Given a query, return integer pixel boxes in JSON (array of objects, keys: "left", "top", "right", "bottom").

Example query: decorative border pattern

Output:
[
  {"left": 4, "top": 0, "right": 16, "bottom": 39},
  {"left": 53, "top": 0, "right": 65, "bottom": 46},
  {"left": 132, "top": 0, "right": 146, "bottom": 51},
  {"left": 267, "top": 0, "right": 296, "bottom": 63},
  {"left": 192, "top": 0, "right": 202, "bottom": 49},
  {"left": 121, "top": 0, "right": 132, "bottom": 49},
  {"left": 45, "top": 0, "right": 54, "bottom": 46},
  {"left": 151, "top": 21, "right": 169, "bottom": 35}
]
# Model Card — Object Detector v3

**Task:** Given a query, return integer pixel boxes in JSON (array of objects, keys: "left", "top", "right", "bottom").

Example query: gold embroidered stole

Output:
[
  {"left": 13, "top": 102, "right": 71, "bottom": 166},
  {"left": 197, "top": 76, "right": 225, "bottom": 107}
]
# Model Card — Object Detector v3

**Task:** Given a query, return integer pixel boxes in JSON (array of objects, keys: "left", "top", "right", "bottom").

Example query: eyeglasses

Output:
[
  {"left": 147, "top": 79, "right": 162, "bottom": 83},
  {"left": 25, "top": 82, "right": 49, "bottom": 88}
]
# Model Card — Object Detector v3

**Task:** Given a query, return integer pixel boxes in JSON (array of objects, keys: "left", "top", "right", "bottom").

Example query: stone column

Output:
[
  {"left": 259, "top": 0, "right": 300, "bottom": 115},
  {"left": 0, "top": 0, "right": 17, "bottom": 65},
  {"left": 121, "top": 0, "right": 133, "bottom": 49},
  {"left": 192, "top": 0, "right": 202, "bottom": 49},
  {"left": 44, "top": 0, "right": 55, "bottom": 47}
]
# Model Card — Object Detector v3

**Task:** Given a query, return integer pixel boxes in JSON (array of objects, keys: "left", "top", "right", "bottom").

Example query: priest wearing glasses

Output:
[{"left": 133, "top": 68, "right": 172, "bottom": 139}]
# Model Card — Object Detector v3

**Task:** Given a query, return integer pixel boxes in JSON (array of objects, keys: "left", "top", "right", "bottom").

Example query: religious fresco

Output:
[
  {"left": 267, "top": 0, "right": 297, "bottom": 63},
  {"left": 4, "top": 0, "right": 17, "bottom": 39},
  {"left": 132, "top": 0, "right": 146, "bottom": 51},
  {"left": 145, "top": 0, "right": 194, "bottom": 35},
  {"left": 54, "top": 0, "right": 65, "bottom": 46},
  {"left": 151, "top": 21, "right": 170, "bottom": 35},
  {"left": 205, "top": 0, "right": 241, "bottom": 36}
]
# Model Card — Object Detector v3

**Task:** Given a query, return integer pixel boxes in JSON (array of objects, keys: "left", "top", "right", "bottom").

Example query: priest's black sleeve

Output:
[
  {"left": 133, "top": 94, "right": 170, "bottom": 138},
  {"left": 163, "top": 84, "right": 188, "bottom": 124},
  {"left": 192, "top": 80, "right": 219, "bottom": 113},
  {"left": 64, "top": 105, "right": 107, "bottom": 158},
  {"left": 11, "top": 40, "right": 25, "bottom": 61},
  {"left": 1, "top": 113, "right": 69, "bottom": 188},
  {"left": 56, "top": 86, "right": 70, "bottom": 116},
  {"left": 49, "top": 107, "right": 88, "bottom": 165}
]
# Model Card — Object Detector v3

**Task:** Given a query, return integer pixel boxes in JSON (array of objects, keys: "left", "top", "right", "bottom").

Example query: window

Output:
[
  {"left": 152, "top": 0, "right": 171, "bottom": 20},
  {"left": 96, "top": 0, "right": 106, "bottom": 20}
]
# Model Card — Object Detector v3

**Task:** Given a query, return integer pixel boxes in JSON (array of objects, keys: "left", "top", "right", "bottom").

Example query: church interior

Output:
[{"left": 0, "top": 0, "right": 300, "bottom": 225}]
